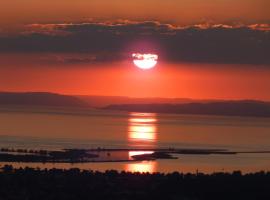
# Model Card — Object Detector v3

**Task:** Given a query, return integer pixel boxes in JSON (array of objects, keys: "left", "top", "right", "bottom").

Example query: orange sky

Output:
[
  {"left": 1, "top": 0, "right": 269, "bottom": 30},
  {"left": 1, "top": 60, "right": 270, "bottom": 100},
  {"left": 0, "top": 1, "right": 269, "bottom": 100}
]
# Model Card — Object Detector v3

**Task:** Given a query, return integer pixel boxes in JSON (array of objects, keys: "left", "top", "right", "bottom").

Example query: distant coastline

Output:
[
  {"left": 1, "top": 92, "right": 270, "bottom": 118},
  {"left": 104, "top": 101, "right": 270, "bottom": 118}
]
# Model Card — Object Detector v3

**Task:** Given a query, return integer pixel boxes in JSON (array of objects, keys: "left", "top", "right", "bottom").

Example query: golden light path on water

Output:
[
  {"left": 125, "top": 112, "right": 157, "bottom": 173},
  {"left": 125, "top": 161, "right": 157, "bottom": 173},
  {"left": 128, "top": 112, "right": 157, "bottom": 141}
]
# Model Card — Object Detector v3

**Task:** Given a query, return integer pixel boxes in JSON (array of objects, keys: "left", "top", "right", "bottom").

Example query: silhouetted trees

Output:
[{"left": 0, "top": 165, "right": 269, "bottom": 200}]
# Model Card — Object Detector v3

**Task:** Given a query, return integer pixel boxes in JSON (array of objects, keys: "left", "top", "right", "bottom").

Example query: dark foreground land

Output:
[{"left": 0, "top": 165, "right": 269, "bottom": 200}]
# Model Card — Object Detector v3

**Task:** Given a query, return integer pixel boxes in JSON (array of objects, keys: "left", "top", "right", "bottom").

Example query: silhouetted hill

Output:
[
  {"left": 1, "top": 92, "right": 270, "bottom": 117},
  {"left": 0, "top": 92, "right": 89, "bottom": 107},
  {"left": 76, "top": 95, "right": 213, "bottom": 107},
  {"left": 104, "top": 101, "right": 270, "bottom": 117}
]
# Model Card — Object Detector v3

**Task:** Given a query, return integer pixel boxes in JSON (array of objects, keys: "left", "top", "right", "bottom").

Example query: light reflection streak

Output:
[
  {"left": 128, "top": 151, "right": 154, "bottom": 159},
  {"left": 126, "top": 113, "right": 158, "bottom": 173},
  {"left": 125, "top": 161, "right": 156, "bottom": 173},
  {"left": 128, "top": 112, "right": 157, "bottom": 142},
  {"left": 129, "top": 118, "right": 157, "bottom": 123}
]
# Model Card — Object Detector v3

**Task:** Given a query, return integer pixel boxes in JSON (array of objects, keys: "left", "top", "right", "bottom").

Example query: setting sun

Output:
[{"left": 132, "top": 53, "right": 158, "bottom": 69}]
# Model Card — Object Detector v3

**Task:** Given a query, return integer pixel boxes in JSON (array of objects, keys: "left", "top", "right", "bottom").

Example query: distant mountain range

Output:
[
  {"left": 0, "top": 92, "right": 89, "bottom": 108},
  {"left": 1, "top": 92, "right": 270, "bottom": 117},
  {"left": 76, "top": 95, "right": 206, "bottom": 107},
  {"left": 104, "top": 101, "right": 270, "bottom": 118}
]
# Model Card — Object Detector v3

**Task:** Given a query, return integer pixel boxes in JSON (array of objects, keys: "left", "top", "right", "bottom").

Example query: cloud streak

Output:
[{"left": 0, "top": 20, "right": 270, "bottom": 65}]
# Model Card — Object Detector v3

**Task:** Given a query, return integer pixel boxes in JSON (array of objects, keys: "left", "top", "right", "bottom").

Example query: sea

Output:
[{"left": 0, "top": 107, "right": 270, "bottom": 173}]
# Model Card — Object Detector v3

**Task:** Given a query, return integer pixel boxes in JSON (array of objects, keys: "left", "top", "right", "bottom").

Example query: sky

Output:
[
  {"left": 0, "top": 0, "right": 270, "bottom": 100},
  {"left": 1, "top": 0, "right": 269, "bottom": 27}
]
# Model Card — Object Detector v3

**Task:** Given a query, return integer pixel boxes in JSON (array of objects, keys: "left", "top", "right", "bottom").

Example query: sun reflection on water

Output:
[
  {"left": 128, "top": 112, "right": 157, "bottom": 143},
  {"left": 126, "top": 113, "right": 158, "bottom": 173},
  {"left": 125, "top": 161, "right": 156, "bottom": 173},
  {"left": 128, "top": 151, "right": 154, "bottom": 159}
]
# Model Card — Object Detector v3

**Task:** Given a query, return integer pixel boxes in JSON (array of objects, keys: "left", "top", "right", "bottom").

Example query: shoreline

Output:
[{"left": 1, "top": 147, "right": 270, "bottom": 164}]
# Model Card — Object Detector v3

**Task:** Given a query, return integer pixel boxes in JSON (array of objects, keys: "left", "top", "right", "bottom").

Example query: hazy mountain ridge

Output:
[
  {"left": 0, "top": 92, "right": 89, "bottom": 107},
  {"left": 1, "top": 92, "right": 270, "bottom": 117},
  {"left": 76, "top": 95, "right": 224, "bottom": 107},
  {"left": 104, "top": 101, "right": 270, "bottom": 118}
]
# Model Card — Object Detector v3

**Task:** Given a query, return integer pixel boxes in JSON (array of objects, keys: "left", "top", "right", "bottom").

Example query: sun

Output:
[{"left": 132, "top": 53, "right": 158, "bottom": 69}]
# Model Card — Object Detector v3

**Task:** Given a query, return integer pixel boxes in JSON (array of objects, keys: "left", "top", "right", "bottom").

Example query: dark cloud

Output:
[
  {"left": 41, "top": 53, "right": 127, "bottom": 65},
  {"left": 0, "top": 20, "right": 269, "bottom": 65}
]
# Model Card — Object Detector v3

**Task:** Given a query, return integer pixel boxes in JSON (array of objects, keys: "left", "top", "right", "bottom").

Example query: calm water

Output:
[{"left": 0, "top": 108, "right": 270, "bottom": 173}]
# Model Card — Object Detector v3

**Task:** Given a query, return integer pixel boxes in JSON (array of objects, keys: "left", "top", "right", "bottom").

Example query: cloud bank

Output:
[{"left": 0, "top": 20, "right": 269, "bottom": 65}]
